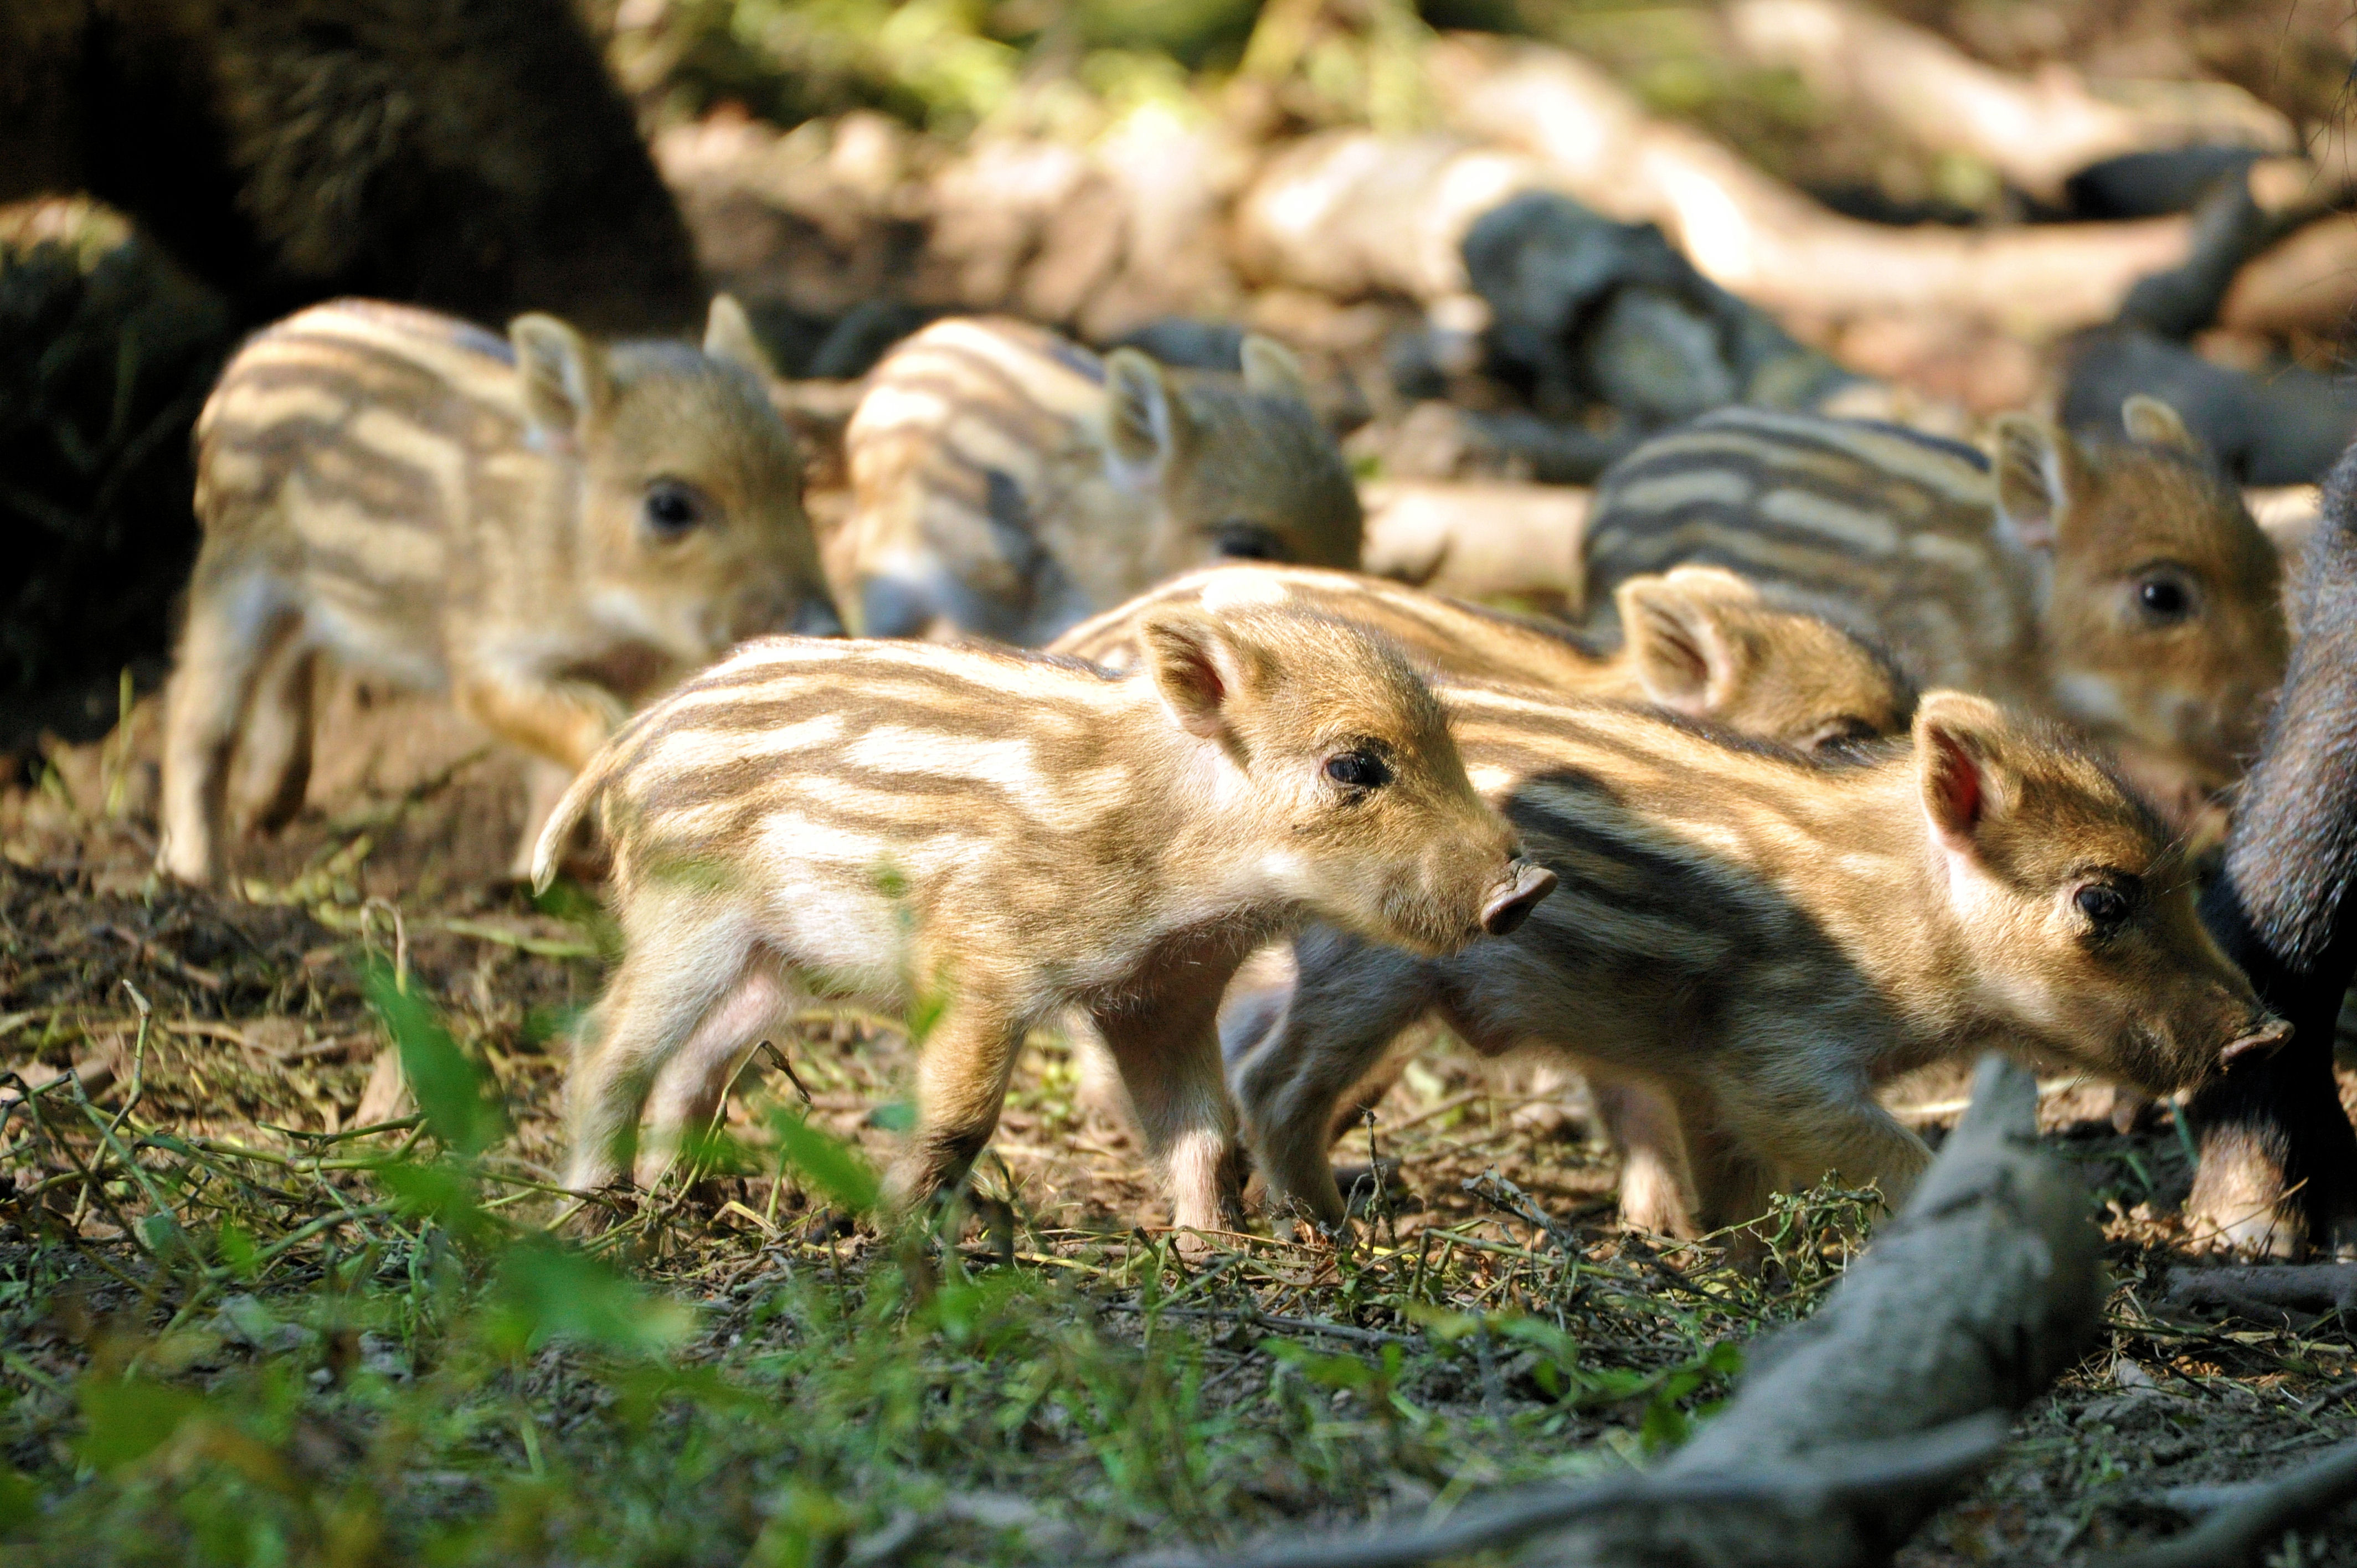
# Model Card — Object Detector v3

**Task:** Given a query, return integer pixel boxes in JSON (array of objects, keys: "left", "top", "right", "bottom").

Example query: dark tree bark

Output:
[{"left": 2187, "top": 435, "right": 2357, "bottom": 1254}]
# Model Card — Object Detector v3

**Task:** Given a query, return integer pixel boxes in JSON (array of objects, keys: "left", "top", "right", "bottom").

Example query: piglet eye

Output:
[
  {"left": 642, "top": 479, "right": 709, "bottom": 539},
  {"left": 1214, "top": 522, "right": 1289, "bottom": 561},
  {"left": 2075, "top": 883, "right": 2131, "bottom": 930},
  {"left": 1808, "top": 717, "right": 1880, "bottom": 759},
  {"left": 2135, "top": 573, "right": 2193, "bottom": 623},
  {"left": 1324, "top": 749, "right": 1392, "bottom": 790}
]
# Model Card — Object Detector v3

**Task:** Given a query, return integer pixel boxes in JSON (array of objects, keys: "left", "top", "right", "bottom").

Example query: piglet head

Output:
[{"left": 1139, "top": 606, "right": 1550, "bottom": 956}]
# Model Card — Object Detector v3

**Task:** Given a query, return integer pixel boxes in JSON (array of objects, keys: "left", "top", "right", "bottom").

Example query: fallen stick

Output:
[
  {"left": 2160, "top": 1262, "right": 2357, "bottom": 1323},
  {"left": 2099, "top": 1437, "right": 2357, "bottom": 1568},
  {"left": 0, "top": 1055, "right": 117, "bottom": 1111},
  {"left": 1175, "top": 1415, "right": 2009, "bottom": 1568}
]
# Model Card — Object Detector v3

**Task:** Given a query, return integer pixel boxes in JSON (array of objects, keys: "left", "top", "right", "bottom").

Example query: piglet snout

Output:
[
  {"left": 2221, "top": 1015, "right": 2294, "bottom": 1064},
  {"left": 1481, "top": 860, "right": 1557, "bottom": 936}
]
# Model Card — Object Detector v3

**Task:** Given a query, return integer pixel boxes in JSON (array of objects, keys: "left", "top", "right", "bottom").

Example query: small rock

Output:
[{"left": 212, "top": 1293, "right": 317, "bottom": 1356}]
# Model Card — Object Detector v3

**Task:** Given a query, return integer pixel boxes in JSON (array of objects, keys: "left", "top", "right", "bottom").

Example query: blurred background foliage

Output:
[
  {"left": 602, "top": 0, "right": 1989, "bottom": 210},
  {"left": 598, "top": 0, "right": 2354, "bottom": 213},
  {"left": 609, "top": 0, "right": 1461, "bottom": 136}
]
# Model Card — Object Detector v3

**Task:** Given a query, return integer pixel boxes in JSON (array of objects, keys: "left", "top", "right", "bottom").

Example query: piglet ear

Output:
[
  {"left": 1239, "top": 333, "right": 1310, "bottom": 402},
  {"left": 702, "top": 293, "right": 779, "bottom": 380},
  {"left": 1617, "top": 572, "right": 1744, "bottom": 718},
  {"left": 1105, "top": 348, "right": 1191, "bottom": 484},
  {"left": 1990, "top": 414, "right": 2071, "bottom": 556},
  {"left": 511, "top": 313, "right": 609, "bottom": 439},
  {"left": 1913, "top": 692, "right": 2012, "bottom": 858},
  {"left": 1140, "top": 610, "right": 1255, "bottom": 742},
  {"left": 2121, "top": 394, "right": 2201, "bottom": 455},
  {"left": 1658, "top": 564, "right": 1759, "bottom": 603}
]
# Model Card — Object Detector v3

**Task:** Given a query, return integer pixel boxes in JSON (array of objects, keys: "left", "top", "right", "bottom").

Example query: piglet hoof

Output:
[
  {"left": 799, "top": 1207, "right": 858, "bottom": 1245},
  {"left": 554, "top": 1179, "right": 638, "bottom": 1237},
  {"left": 964, "top": 1194, "right": 1017, "bottom": 1267},
  {"left": 2184, "top": 1132, "right": 2310, "bottom": 1259},
  {"left": 1167, "top": 1225, "right": 1229, "bottom": 1266},
  {"left": 2108, "top": 1087, "right": 2158, "bottom": 1135},
  {"left": 2327, "top": 1214, "right": 2357, "bottom": 1263}
]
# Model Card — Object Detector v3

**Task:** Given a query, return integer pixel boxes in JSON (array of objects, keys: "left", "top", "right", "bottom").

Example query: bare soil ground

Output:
[{"left": 3, "top": 689, "right": 2353, "bottom": 1564}]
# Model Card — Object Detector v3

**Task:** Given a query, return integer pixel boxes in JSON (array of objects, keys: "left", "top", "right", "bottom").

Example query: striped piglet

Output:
[
  {"left": 162, "top": 296, "right": 837, "bottom": 884},
  {"left": 533, "top": 608, "right": 1555, "bottom": 1235}
]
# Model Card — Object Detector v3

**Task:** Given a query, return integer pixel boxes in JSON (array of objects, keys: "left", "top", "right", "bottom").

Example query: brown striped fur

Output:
[
  {"left": 1231, "top": 687, "right": 2286, "bottom": 1237},
  {"left": 845, "top": 317, "right": 1362, "bottom": 644},
  {"left": 159, "top": 296, "right": 838, "bottom": 885},
  {"left": 531, "top": 610, "right": 1553, "bottom": 1233},
  {"left": 1052, "top": 561, "right": 1917, "bottom": 1173},
  {"left": 1051, "top": 562, "right": 1917, "bottom": 757},
  {"left": 1583, "top": 400, "right": 2287, "bottom": 824}
]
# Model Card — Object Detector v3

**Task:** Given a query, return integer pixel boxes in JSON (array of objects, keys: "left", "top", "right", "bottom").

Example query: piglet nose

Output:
[
  {"left": 2221, "top": 1015, "right": 2294, "bottom": 1064},
  {"left": 1481, "top": 860, "right": 1557, "bottom": 936}
]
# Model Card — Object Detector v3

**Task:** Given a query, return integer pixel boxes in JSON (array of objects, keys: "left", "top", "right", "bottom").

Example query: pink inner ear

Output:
[
  {"left": 1155, "top": 630, "right": 1229, "bottom": 736},
  {"left": 1187, "top": 647, "right": 1226, "bottom": 711},
  {"left": 1933, "top": 730, "right": 1983, "bottom": 834},
  {"left": 1637, "top": 609, "right": 1710, "bottom": 702}
]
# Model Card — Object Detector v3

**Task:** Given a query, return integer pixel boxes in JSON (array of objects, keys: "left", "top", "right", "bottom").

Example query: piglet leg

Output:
[
  {"left": 1591, "top": 1075, "right": 1701, "bottom": 1240},
  {"left": 1234, "top": 933, "right": 1438, "bottom": 1232},
  {"left": 635, "top": 963, "right": 795, "bottom": 1188},
  {"left": 229, "top": 638, "right": 317, "bottom": 835},
  {"left": 881, "top": 998, "right": 1025, "bottom": 1218},
  {"left": 1094, "top": 989, "right": 1248, "bottom": 1243},
  {"left": 454, "top": 663, "right": 627, "bottom": 773},
  {"left": 158, "top": 574, "right": 289, "bottom": 884},
  {"left": 562, "top": 905, "right": 758, "bottom": 1192}
]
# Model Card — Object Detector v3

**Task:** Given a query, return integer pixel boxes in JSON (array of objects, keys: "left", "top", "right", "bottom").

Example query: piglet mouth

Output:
[
  {"left": 2221, "top": 1016, "right": 2294, "bottom": 1064},
  {"left": 1480, "top": 860, "right": 1557, "bottom": 937}
]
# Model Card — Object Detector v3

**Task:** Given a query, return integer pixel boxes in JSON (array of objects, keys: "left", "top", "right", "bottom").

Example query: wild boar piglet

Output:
[
  {"left": 846, "top": 316, "right": 1362, "bottom": 643},
  {"left": 1052, "top": 560, "right": 1917, "bottom": 1136},
  {"left": 1052, "top": 561, "right": 1915, "bottom": 757},
  {"left": 1233, "top": 687, "right": 2288, "bottom": 1237},
  {"left": 1585, "top": 400, "right": 2288, "bottom": 824},
  {"left": 160, "top": 295, "right": 838, "bottom": 885},
  {"left": 534, "top": 607, "right": 1555, "bottom": 1232}
]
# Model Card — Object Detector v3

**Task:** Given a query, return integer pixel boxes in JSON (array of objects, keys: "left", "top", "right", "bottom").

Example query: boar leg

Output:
[
  {"left": 1668, "top": 1092, "right": 1777, "bottom": 1240},
  {"left": 229, "top": 638, "right": 317, "bottom": 834},
  {"left": 882, "top": 998, "right": 1027, "bottom": 1216},
  {"left": 633, "top": 963, "right": 797, "bottom": 1188},
  {"left": 454, "top": 665, "right": 628, "bottom": 773},
  {"left": 1093, "top": 989, "right": 1248, "bottom": 1237},
  {"left": 1234, "top": 937, "right": 1439, "bottom": 1230},
  {"left": 1592, "top": 1075, "right": 1701, "bottom": 1239},
  {"left": 158, "top": 574, "right": 291, "bottom": 884},
  {"left": 1722, "top": 1085, "right": 1934, "bottom": 1221},
  {"left": 562, "top": 913, "right": 760, "bottom": 1191}
]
